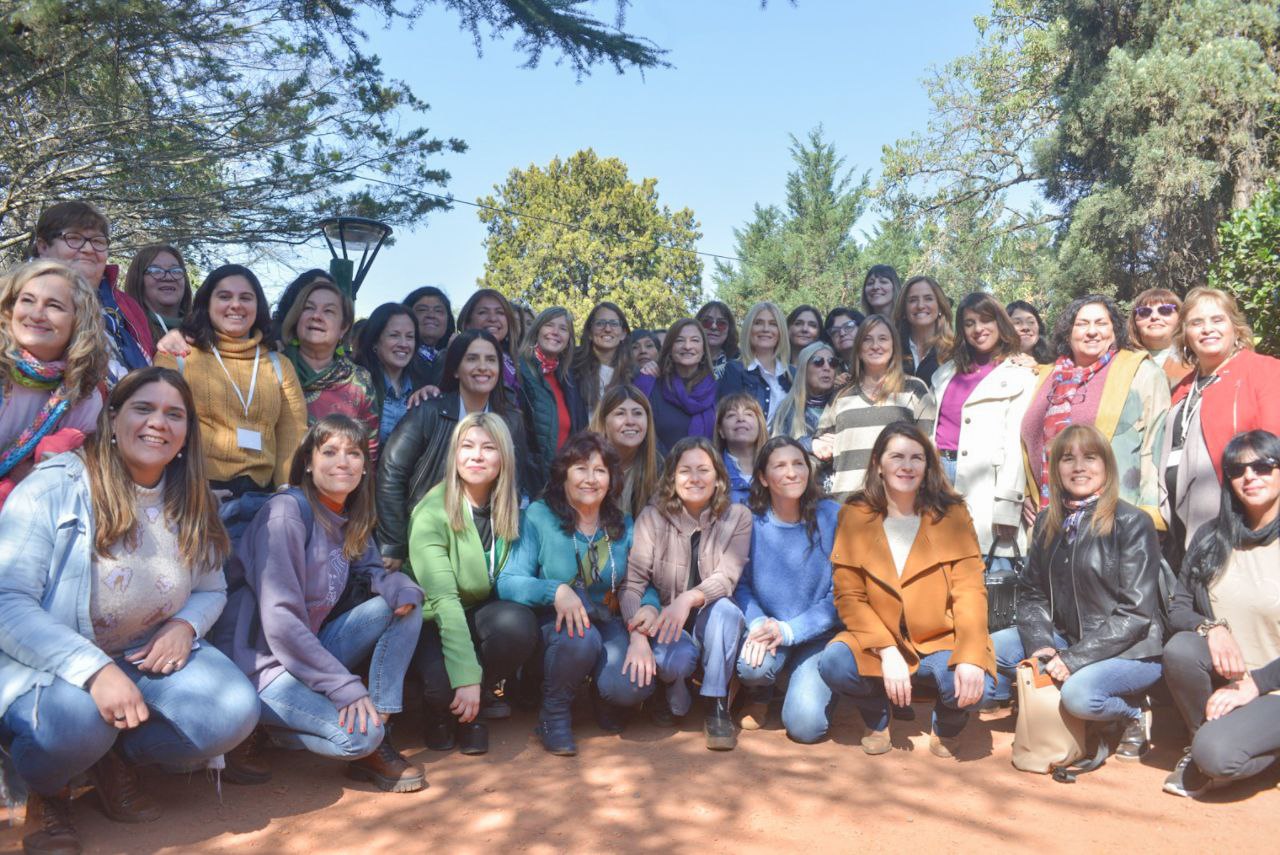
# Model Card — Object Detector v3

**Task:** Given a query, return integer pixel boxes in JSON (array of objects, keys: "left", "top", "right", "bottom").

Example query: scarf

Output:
[
  {"left": 1062, "top": 494, "right": 1100, "bottom": 544},
  {"left": 0, "top": 351, "right": 72, "bottom": 478},
  {"left": 533, "top": 346, "right": 559, "bottom": 376},
  {"left": 285, "top": 345, "right": 355, "bottom": 393},
  {"left": 660, "top": 373, "right": 718, "bottom": 437},
  {"left": 502, "top": 352, "right": 518, "bottom": 391},
  {"left": 418, "top": 343, "right": 440, "bottom": 364},
  {"left": 1038, "top": 348, "right": 1115, "bottom": 506},
  {"left": 1241, "top": 514, "right": 1280, "bottom": 549}
]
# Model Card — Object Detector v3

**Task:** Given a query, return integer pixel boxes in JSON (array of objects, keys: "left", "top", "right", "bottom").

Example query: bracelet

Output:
[{"left": 1196, "top": 618, "right": 1229, "bottom": 637}]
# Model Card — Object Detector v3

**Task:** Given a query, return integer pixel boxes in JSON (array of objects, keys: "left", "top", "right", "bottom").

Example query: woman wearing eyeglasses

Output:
[
  {"left": 695, "top": 301, "right": 739, "bottom": 380},
  {"left": 123, "top": 245, "right": 192, "bottom": 344},
  {"left": 1161, "top": 288, "right": 1280, "bottom": 557},
  {"left": 572, "top": 302, "right": 635, "bottom": 413},
  {"left": 1129, "top": 288, "right": 1192, "bottom": 389},
  {"left": 824, "top": 307, "right": 864, "bottom": 379}
]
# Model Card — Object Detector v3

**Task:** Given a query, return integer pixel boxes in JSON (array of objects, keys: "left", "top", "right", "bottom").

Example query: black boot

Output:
[
  {"left": 649, "top": 682, "right": 678, "bottom": 728},
  {"left": 591, "top": 682, "right": 629, "bottom": 734},
  {"left": 479, "top": 679, "right": 512, "bottom": 720},
  {"left": 535, "top": 684, "right": 578, "bottom": 756},
  {"left": 423, "top": 704, "right": 456, "bottom": 752},
  {"left": 458, "top": 721, "right": 490, "bottom": 756},
  {"left": 704, "top": 697, "right": 737, "bottom": 751}
]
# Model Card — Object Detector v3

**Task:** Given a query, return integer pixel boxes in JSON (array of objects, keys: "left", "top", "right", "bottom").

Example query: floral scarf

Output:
[
  {"left": 1038, "top": 348, "right": 1115, "bottom": 506},
  {"left": 285, "top": 345, "right": 355, "bottom": 394},
  {"left": 1062, "top": 493, "right": 1100, "bottom": 544},
  {"left": 0, "top": 351, "right": 72, "bottom": 478}
]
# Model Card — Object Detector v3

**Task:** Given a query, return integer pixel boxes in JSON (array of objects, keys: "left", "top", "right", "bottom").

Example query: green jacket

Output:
[{"left": 408, "top": 483, "right": 511, "bottom": 688}]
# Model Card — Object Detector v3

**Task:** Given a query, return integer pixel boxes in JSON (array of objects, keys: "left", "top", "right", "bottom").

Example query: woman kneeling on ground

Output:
[
  {"left": 818, "top": 421, "right": 994, "bottom": 759},
  {"left": 991, "top": 424, "right": 1164, "bottom": 762},
  {"left": 409, "top": 413, "right": 538, "bottom": 756},
  {"left": 216, "top": 415, "right": 426, "bottom": 792},
  {"left": 1162, "top": 430, "right": 1280, "bottom": 797},
  {"left": 735, "top": 437, "right": 840, "bottom": 743},
  {"left": 497, "top": 432, "right": 661, "bottom": 755},
  {"left": 621, "top": 436, "right": 751, "bottom": 751},
  {"left": 0, "top": 367, "right": 259, "bottom": 855}
]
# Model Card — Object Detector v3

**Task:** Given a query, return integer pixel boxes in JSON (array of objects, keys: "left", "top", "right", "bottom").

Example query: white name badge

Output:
[
  {"left": 237, "top": 428, "right": 263, "bottom": 451},
  {"left": 1165, "top": 448, "right": 1183, "bottom": 469}
]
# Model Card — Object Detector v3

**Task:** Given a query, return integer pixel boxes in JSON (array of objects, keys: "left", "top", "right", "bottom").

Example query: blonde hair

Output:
[
  {"left": 1177, "top": 287, "right": 1254, "bottom": 367},
  {"left": 740, "top": 300, "right": 790, "bottom": 369},
  {"left": 841, "top": 314, "right": 909, "bottom": 402},
  {"left": 0, "top": 260, "right": 108, "bottom": 401},
  {"left": 773, "top": 342, "right": 836, "bottom": 438},
  {"left": 1039, "top": 424, "right": 1120, "bottom": 544},
  {"left": 443, "top": 413, "right": 520, "bottom": 542},
  {"left": 893, "top": 275, "right": 954, "bottom": 361},
  {"left": 281, "top": 278, "right": 354, "bottom": 343}
]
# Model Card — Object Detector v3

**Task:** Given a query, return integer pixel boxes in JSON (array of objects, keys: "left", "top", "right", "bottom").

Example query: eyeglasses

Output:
[
  {"left": 700, "top": 317, "right": 729, "bottom": 331},
  {"left": 1224, "top": 457, "right": 1279, "bottom": 480},
  {"left": 1134, "top": 303, "right": 1177, "bottom": 319},
  {"left": 144, "top": 265, "right": 185, "bottom": 280},
  {"left": 56, "top": 232, "right": 109, "bottom": 253},
  {"left": 827, "top": 321, "right": 857, "bottom": 334},
  {"left": 593, "top": 319, "right": 623, "bottom": 331},
  {"left": 811, "top": 356, "right": 839, "bottom": 368}
]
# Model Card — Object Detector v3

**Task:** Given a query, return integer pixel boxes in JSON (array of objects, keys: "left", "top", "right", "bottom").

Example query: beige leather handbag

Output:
[{"left": 1011, "top": 658, "right": 1087, "bottom": 774}]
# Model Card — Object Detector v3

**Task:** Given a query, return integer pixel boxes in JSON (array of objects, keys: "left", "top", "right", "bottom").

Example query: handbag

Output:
[
  {"left": 1011, "top": 658, "right": 1087, "bottom": 775},
  {"left": 983, "top": 543, "right": 1024, "bottom": 633}
]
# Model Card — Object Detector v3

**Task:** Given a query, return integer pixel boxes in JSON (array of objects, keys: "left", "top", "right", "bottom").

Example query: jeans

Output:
[
  {"left": 941, "top": 455, "right": 957, "bottom": 484},
  {"left": 258, "top": 596, "right": 420, "bottom": 759},
  {"left": 412, "top": 599, "right": 538, "bottom": 708},
  {"left": 0, "top": 645, "right": 259, "bottom": 796},
  {"left": 818, "top": 641, "right": 995, "bottom": 737},
  {"left": 593, "top": 617, "right": 659, "bottom": 708},
  {"left": 1163, "top": 631, "right": 1280, "bottom": 781},
  {"left": 652, "top": 597, "right": 744, "bottom": 712},
  {"left": 992, "top": 627, "right": 1162, "bottom": 722},
  {"left": 736, "top": 636, "right": 835, "bottom": 743}
]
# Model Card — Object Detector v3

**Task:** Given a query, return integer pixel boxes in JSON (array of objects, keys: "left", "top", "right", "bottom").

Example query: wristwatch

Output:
[{"left": 1196, "top": 618, "right": 1229, "bottom": 637}]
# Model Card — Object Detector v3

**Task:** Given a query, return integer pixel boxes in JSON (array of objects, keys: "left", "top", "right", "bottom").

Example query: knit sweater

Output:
[
  {"left": 815, "top": 378, "right": 936, "bottom": 500},
  {"left": 155, "top": 331, "right": 308, "bottom": 488},
  {"left": 734, "top": 500, "right": 840, "bottom": 646}
]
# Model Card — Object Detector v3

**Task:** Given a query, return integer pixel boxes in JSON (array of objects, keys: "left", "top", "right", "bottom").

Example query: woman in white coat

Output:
[{"left": 927, "top": 292, "right": 1037, "bottom": 555}]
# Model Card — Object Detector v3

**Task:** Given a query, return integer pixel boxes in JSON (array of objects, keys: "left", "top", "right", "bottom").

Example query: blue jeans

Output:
[
  {"left": 652, "top": 597, "right": 744, "bottom": 712},
  {"left": 0, "top": 645, "right": 259, "bottom": 795},
  {"left": 818, "top": 641, "right": 995, "bottom": 737},
  {"left": 991, "top": 627, "right": 1162, "bottom": 722},
  {"left": 737, "top": 636, "right": 835, "bottom": 743},
  {"left": 941, "top": 455, "right": 957, "bottom": 484},
  {"left": 258, "top": 596, "right": 420, "bottom": 759},
  {"left": 593, "top": 618, "right": 658, "bottom": 708}
]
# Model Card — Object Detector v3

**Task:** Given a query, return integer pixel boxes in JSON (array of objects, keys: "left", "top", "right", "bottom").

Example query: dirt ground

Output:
[{"left": 3, "top": 698, "right": 1275, "bottom": 855}]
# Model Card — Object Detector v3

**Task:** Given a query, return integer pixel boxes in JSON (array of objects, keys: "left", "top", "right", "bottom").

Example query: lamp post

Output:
[{"left": 317, "top": 216, "right": 393, "bottom": 299}]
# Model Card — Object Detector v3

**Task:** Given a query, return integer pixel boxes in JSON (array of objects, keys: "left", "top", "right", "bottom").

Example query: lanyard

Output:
[
  {"left": 466, "top": 502, "right": 500, "bottom": 584},
  {"left": 153, "top": 312, "right": 170, "bottom": 334},
  {"left": 212, "top": 345, "right": 260, "bottom": 418}
]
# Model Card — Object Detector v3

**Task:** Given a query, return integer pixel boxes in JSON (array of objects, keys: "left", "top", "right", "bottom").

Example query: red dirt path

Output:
[{"left": 3, "top": 701, "right": 1275, "bottom": 854}]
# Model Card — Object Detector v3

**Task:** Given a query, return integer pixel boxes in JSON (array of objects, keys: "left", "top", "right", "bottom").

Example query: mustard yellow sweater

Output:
[{"left": 155, "top": 332, "right": 308, "bottom": 488}]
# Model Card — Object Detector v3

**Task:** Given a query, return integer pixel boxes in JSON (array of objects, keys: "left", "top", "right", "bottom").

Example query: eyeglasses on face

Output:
[
  {"left": 810, "top": 356, "right": 839, "bottom": 368},
  {"left": 593, "top": 318, "right": 623, "bottom": 331},
  {"left": 1134, "top": 303, "right": 1177, "bottom": 319},
  {"left": 144, "top": 265, "right": 185, "bottom": 280},
  {"left": 701, "top": 317, "right": 729, "bottom": 331},
  {"left": 1224, "top": 457, "right": 1279, "bottom": 480},
  {"left": 57, "top": 232, "right": 109, "bottom": 253},
  {"left": 827, "top": 320, "right": 857, "bottom": 334}
]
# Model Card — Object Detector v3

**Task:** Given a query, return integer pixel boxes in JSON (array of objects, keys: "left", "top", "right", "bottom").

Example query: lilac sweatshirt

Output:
[{"left": 219, "top": 493, "right": 422, "bottom": 708}]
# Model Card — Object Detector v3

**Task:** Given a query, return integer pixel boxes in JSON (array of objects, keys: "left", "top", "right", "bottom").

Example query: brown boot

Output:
[
  {"left": 88, "top": 748, "right": 161, "bottom": 823},
  {"left": 23, "top": 790, "right": 81, "bottom": 855},
  {"left": 224, "top": 727, "right": 272, "bottom": 785},
  {"left": 345, "top": 725, "right": 426, "bottom": 793}
]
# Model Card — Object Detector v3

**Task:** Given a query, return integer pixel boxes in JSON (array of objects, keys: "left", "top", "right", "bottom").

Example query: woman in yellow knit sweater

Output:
[{"left": 155, "top": 264, "right": 307, "bottom": 496}]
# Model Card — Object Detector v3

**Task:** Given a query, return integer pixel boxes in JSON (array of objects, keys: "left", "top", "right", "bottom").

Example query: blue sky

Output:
[{"left": 313, "top": 1, "right": 994, "bottom": 316}]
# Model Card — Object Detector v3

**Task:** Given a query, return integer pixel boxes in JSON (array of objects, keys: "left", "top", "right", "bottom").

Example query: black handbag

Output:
[{"left": 984, "top": 542, "right": 1024, "bottom": 633}]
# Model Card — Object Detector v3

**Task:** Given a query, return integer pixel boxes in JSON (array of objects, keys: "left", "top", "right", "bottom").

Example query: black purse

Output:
[{"left": 984, "top": 542, "right": 1024, "bottom": 633}]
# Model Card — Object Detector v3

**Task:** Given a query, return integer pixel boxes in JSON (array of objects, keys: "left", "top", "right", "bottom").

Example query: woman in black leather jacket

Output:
[
  {"left": 991, "top": 423, "right": 1164, "bottom": 760},
  {"left": 376, "top": 330, "right": 532, "bottom": 571}
]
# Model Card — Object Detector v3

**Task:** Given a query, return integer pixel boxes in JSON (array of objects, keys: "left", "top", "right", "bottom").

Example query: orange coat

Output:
[{"left": 830, "top": 502, "right": 996, "bottom": 678}]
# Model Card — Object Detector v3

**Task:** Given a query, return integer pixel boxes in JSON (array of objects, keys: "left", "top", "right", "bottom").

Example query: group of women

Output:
[{"left": 1, "top": 203, "right": 1277, "bottom": 855}]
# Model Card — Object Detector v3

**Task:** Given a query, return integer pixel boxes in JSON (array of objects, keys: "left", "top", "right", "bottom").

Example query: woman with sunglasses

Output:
[
  {"left": 123, "top": 245, "right": 192, "bottom": 345},
  {"left": 773, "top": 342, "right": 840, "bottom": 492},
  {"left": 1129, "top": 288, "right": 1193, "bottom": 389},
  {"left": 572, "top": 302, "right": 635, "bottom": 413},
  {"left": 1161, "top": 287, "right": 1280, "bottom": 557},
  {"left": 695, "top": 301, "right": 739, "bottom": 380},
  {"left": 1162, "top": 430, "right": 1280, "bottom": 797}
]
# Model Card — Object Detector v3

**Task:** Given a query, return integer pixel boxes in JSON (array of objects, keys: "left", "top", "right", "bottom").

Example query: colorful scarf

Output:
[
  {"left": 533, "top": 346, "right": 559, "bottom": 376},
  {"left": 1038, "top": 348, "right": 1115, "bottom": 506},
  {"left": 0, "top": 351, "right": 72, "bottom": 478},
  {"left": 660, "top": 373, "right": 718, "bottom": 438},
  {"left": 285, "top": 345, "right": 355, "bottom": 393},
  {"left": 1062, "top": 494, "right": 1100, "bottom": 544}
]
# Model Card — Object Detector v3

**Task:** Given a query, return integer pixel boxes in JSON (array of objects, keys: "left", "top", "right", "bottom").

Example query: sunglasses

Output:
[
  {"left": 827, "top": 320, "right": 858, "bottom": 334},
  {"left": 701, "top": 317, "right": 729, "bottom": 331},
  {"left": 1134, "top": 303, "right": 1177, "bottom": 319},
  {"left": 810, "top": 356, "right": 839, "bottom": 368},
  {"left": 1224, "top": 457, "right": 1279, "bottom": 480}
]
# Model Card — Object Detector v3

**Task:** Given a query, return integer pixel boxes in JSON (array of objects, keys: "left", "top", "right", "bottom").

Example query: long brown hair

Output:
[
  {"left": 851, "top": 421, "right": 964, "bottom": 522},
  {"left": 288, "top": 415, "right": 377, "bottom": 561},
  {"left": 573, "top": 301, "right": 635, "bottom": 407},
  {"left": 656, "top": 318, "right": 713, "bottom": 390},
  {"left": 748, "top": 436, "right": 822, "bottom": 545},
  {"left": 655, "top": 436, "right": 730, "bottom": 521},
  {"left": 893, "top": 275, "right": 955, "bottom": 362},
  {"left": 951, "top": 292, "right": 1022, "bottom": 373},
  {"left": 457, "top": 288, "right": 519, "bottom": 357},
  {"left": 83, "top": 367, "right": 229, "bottom": 571},
  {"left": 840, "top": 314, "right": 909, "bottom": 402},
  {"left": 589, "top": 384, "right": 660, "bottom": 518},
  {"left": 1039, "top": 424, "right": 1119, "bottom": 544},
  {"left": 123, "top": 244, "right": 193, "bottom": 319}
]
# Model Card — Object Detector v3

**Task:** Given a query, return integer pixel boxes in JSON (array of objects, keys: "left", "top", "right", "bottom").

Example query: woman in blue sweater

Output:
[{"left": 735, "top": 436, "right": 840, "bottom": 744}]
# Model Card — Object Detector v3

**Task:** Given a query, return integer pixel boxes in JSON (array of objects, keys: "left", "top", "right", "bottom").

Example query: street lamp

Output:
[{"left": 317, "top": 216, "right": 393, "bottom": 299}]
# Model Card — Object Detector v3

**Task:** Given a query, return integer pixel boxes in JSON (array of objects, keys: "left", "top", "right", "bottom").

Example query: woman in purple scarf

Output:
[{"left": 634, "top": 318, "right": 718, "bottom": 457}]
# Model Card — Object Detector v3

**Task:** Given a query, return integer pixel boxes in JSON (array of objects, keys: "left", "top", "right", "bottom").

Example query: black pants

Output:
[
  {"left": 412, "top": 599, "right": 538, "bottom": 708},
  {"left": 1163, "top": 631, "right": 1280, "bottom": 781}
]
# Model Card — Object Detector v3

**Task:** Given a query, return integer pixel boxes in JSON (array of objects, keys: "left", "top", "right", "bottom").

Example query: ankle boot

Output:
[
  {"left": 224, "top": 727, "right": 272, "bottom": 785},
  {"left": 345, "top": 721, "right": 427, "bottom": 793},
  {"left": 423, "top": 704, "right": 457, "bottom": 752},
  {"left": 23, "top": 790, "right": 80, "bottom": 855},
  {"left": 535, "top": 686, "right": 578, "bottom": 756},
  {"left": 479, "top": 679, "right": 512, "bottom": 720},
  {"left": 88, "top": 748, "right": 161, "bottom": 823},
  {"left": 458, "top": 721, "right": 489, "bottom": 755},
  {"left": 704, "top": 697, "right": 737, "bottom": 751}
]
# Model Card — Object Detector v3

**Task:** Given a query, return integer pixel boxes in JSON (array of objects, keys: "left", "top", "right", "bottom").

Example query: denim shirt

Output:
[
  {"left": 379, "top": 375, "right": 415, "bottom": 443},
  {"left": 0, "top": 453, "right": 227, "bottom": 718}
]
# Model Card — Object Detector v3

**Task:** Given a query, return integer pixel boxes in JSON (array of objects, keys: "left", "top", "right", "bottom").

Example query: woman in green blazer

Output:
[{"left": 408, "top": 412, "right": 537, "bottom": 755}]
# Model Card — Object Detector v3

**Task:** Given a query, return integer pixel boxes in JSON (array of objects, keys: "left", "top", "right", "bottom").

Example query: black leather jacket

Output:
[
  {"left": 375, "top": 392, "right": 531, "bottom": 560},
  {"left": 1016, "top": 500, "right": 1163, "bottom": 673}
]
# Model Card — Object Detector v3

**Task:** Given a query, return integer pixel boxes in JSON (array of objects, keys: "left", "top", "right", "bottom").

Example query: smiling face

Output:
[
  {"left": 468, "top": 296, "right": 509, "bottom": 343},
  {"left": 674, "top": 447, "right": 717, "bottom": 515},
  {"left": 1009, "top": 308, "right": 1041, "bottom": 353},
  {"left": 412, "top": 295, "right": 449, "bottom": 345},
  {"left": 879, "top": 434, "right": 926, "bottom": 499},
  {"left": 1183, "top": 298, "right": 1237, "bottom": 369},
  {"left": 11, "top": 272, "right": 76, "bottom": 361},
  {"left": 749, "top": 309, "right": 780, "bottom": 358},
  {"left": 905, "top": 281, "right": 939, "bottom": 330},
  {"left": 1057, "top": 441, "right": 1106, "bottom": 500},
  {"left": 590, "top": 307, "right": 624, "bottom": 354},
  {"left": 806, "top": 347, "right": 837, "bottom": 395},
  {"left": 858, "top": 321, "right": 894, "bottom": 374},
  {"left": 761, "top": 444, "right": 809, "bottom": 504},
  {"left": 296, "top": 286, "right": 347, "bottom": 354},
  {"left": 1229, "top": 451, "right": 1280, "bottom": 527},
  {"left": 1068, "top": 302, "right": 1116, "bottom": 367},
  {"left": 864, "top": 275, "right": 895, "bottom": 311},
  {"left": 669, "top": 323, "right": 705, "bottom": 374},
  {"left": 455, "top": 425, "right": 501, "bottom": 493},
  {"left": 310, "top": 433, "right": 365, "bottom": 504},
  {"left": 456, "top": 338, "right": 500, "bottom": 397},
  {"left": 962, "top": 308, "right": 999, "bottom": 356},
  {"left": 374, "top": 314, "right": 416, "bottom": 372},
  {"left": 699, "top": 307, "right": 730, "bottom": 350},
  {"left": 604, "top": 399, "right": 648, "bottom": 452},
  {"left": 537, "top": 313, "right": 571, "bottom": 357},
  {"left": 209, "top": 275, "right": 258, "bottom": 339},
  {"left": 142, "top": 250, "right": 186, "bottom": 315},
  {"left": 111, "top": 379, "right": 189, "bottom": 487},
  {"left": 718, "top": 404, "right": 759, "bottom": 449},
  {"left": 1133, "top": 301, "right": 1178, "bottom": 351},
  {"left": 631, "top": 335, "right": 659, "bottom": 366},
  {"left": 37, "top": 227, "right": 108, "bottom": 286},
  {"left": 565, "top": 450, "right": 610, "bottom": 512},
  {"left": 788, "top": 310, "right": 821, "bottom": 352}
]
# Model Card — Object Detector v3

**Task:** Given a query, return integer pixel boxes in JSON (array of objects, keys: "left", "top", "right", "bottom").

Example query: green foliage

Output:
[
  {"left": 476, "top": 150, "right": 704, "bottom": 330},
  {"left": 1210, "top": 180, "right": 1280, "bottom": 355},
  {"left": 713, "top": 128, "right": 870, "bottom": 314},
  {"left": 0, "top": 0, "right": 665, "bottom": 264}
]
